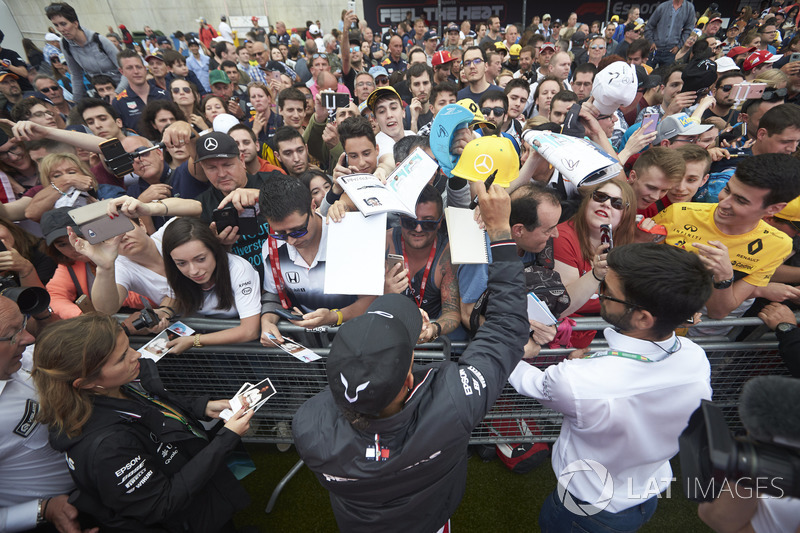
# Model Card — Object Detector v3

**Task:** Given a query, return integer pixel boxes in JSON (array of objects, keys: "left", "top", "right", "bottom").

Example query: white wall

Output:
[
  {"left": 6, "top": 0, "right": 361, "bottom": 44},
  {"left": 0, "top": 0, "right": 25, "bottom": 56}
]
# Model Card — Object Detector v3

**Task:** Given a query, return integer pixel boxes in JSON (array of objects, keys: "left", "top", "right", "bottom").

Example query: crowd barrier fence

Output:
[{"left": 130, "top": 315, "right": 789, "bottom": 512}]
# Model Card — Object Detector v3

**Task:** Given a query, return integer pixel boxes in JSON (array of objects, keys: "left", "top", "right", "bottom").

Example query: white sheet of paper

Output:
[
  {"left": 527, "top": 292, "right": 558, "bottom": 326},
  {"left": 324, "top": 212, "right": 387, "bottom": 296}
]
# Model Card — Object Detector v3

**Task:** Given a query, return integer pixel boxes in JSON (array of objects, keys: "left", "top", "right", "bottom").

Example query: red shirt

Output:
[{"left": 553, "top": 220, "right": 600, "bottom": 315}]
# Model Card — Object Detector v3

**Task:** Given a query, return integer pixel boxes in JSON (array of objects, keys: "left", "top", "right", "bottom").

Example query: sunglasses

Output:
[
  {"left": 269, "top": 212, "right": 311, "bottom": 240},
  {"left": 590, "top": 45, "right": 606, "bottom": 50},
  {"left": 481, "top": 106, "right": 505, "bottom": 116},
  {"left": 775, "top": 216, "right": 800, "bottom": 233},
  {"left": 400, "top": 215, "right": 443, "bottom": 232},
  {"left": 40, "top": 85, "right": 60, "bottom": 93},
  {"left": 598, "top": 280, "right": 644, "bottom": 309},
  {"left": 375, "top": 76, "right": 390, "bottom": 85},
  {"left": 719, "top": 84, "right": 735, "bottom": 91},
  {"left": 762, "top": 87, "right": 788, "bottom": 101},
  {"left": 350, "top": 46, "right": 360, "bottom": 53},
  {"left": 591, "top": 190, "right": 627, "bottom": 210},
  {"left": 463, "top": 58, "right": 484, "bottom": 67},
  {"left": 172, "top": 86, "right": 192, "bottom": 94}
]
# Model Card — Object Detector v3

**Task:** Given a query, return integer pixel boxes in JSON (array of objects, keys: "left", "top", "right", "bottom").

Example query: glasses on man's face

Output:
[
  {"left": 356, "top": 81, "right": 375, "bottom": 88},
  {"left": 31, "top": 110, "right": 56, "bottom": 119},
  {"left": 481, "top": 106, "right": 505, "bottom": 117},
  {"left": 590, "top": 45, "right": 606, "bottom": 50},
  {"left": 40, "top": 85, "right": 60, "bottom": 93},
  {"left": 598, "top": 280, "right": 644, "bottom": 310},
  {"left": 672, "top": 136, "right": 698, "bottom": 144},
  {"left": 0, "top": 316, "right": 28, "bottom": 345},
  {"left": 269, "top": 212, "right": 311, "bottom": 240},
  {"left": 463, "top": 58, "right": 484, "bottom": 68},
  {"left": 350, "top": 46, "right": 360, "bottom": 53},
  {"left": 591, "top": 190, "right": 627, "bottom": 210},
  {"left": 719, "top": 84, "right": 735, "bottom": 92},
  {"left": 172, "top": 86, "right": 192, "bottom": 94},
  {"left": 400, "top": 215, "right": 443, "bottom": 232},
  {"left": 0, "top": 145, "right": 24, "bottom": 160}
]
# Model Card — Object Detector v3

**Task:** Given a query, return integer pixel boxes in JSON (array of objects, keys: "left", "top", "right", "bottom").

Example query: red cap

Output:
[
  {"left": 743, "top": 50, "right": 782, "bottom": 71},
  {"left": 541, "top": 42, "right": 556, "bottom": 53},
  {"left": 727, "top": 45, "right": 757, "bottom": 58},
  {"left": 431, "top": 50, "right": 456, "bottom": 67},
  {"left": 708, "top": 17, "right": 723, "bottom": 24}
]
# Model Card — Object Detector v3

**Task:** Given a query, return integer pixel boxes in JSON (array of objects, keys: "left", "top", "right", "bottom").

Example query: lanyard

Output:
[
  {"left": 586, "top": 337, "right": 681, "bottom": 363},
  {"left": 123, "top": 384, "right": 207, "bottom": 440},
  {"left": 401, "top": 236, "right": 437, "bottom": 308},
  {"left": 267, "top": 236, "right": 292, "bottom": 310}
]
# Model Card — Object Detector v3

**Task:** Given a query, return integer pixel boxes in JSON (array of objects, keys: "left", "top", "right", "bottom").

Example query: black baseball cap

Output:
[
  {"left": 195, "top": 131, "right": 239, "bottom": 162},
  {"left": 41, "top": 207, "right": 83, "bottom": 246},
  {"left": 682, "top": 58, "right": 718, "bottom": 93},
  {"left": 327, "top": 294, "right": 422, "bottom": 417}
]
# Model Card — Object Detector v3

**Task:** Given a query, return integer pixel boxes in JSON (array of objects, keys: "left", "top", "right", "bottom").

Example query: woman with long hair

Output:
[
  {"left": 136, "top": 100, "right": 187, "bottom": 142},
  {"left": 0, "top": 215, "right": 55, "bottom": 287},
  {"left": 553, "top": 178, "right": 637, "bottom": 347},
  {"left": 160, "top": 217, "right": 261, "bottom": 353},
  {"left": 169, "top": 78, "right": 207, "bottom": 132},
  {"left": 33, "top": 314, "right": 253, "bottom": 532},
  {"left": 201, "top": 94, "right": 229, "bottom": 128}
]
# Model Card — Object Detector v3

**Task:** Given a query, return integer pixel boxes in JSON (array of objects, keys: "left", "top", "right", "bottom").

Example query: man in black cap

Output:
[{"left": 292, "top": 182, "right": 528, "bottom": 533}]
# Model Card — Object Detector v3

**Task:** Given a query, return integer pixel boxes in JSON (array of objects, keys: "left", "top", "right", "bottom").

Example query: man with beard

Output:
[
  {"left": 403, "top": 63, "right": 434, "bottom": 132},
  {"left": 457, "top": 46, "right": 501, "bottom": 104},
  {"left": 510, "top": 243, "right": 713, "bottom": 532}
]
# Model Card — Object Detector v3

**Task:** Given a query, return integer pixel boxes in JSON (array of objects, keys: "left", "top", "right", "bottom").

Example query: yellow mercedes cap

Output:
[
  {"left": 456, "top": 98, "right": 496, "bottom": 130},
  {"left": 451, "top": 136, "right": 519, "bottom": 187}
]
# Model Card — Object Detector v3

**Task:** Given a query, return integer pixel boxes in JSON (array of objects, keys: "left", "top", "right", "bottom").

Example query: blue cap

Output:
[{"left": 369, "top": 65, "right": 389, "bottom": 79}]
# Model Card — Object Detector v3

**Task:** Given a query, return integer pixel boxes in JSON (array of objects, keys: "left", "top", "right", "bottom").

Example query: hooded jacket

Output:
[
  {"left": 49, "top": 359, "right": 249, "bottom": 532},
  {"left": 292, "top": 243, "right": 528, "bottom": 533}
]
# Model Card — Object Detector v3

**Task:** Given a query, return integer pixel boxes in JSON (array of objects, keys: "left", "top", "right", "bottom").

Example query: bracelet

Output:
[
  {"left": 51, "top": 182, "right": 67, "bottom": 196},
  {"left": 332, "top": 308, "right": 344, "bottom": 326},
  {"left": 592, "top": 269, "right": 604, "bottom": 283},
  {"left": 36, "top": 498, "right": 47, "bottom": 525},
  {"left": 431, "top": 321, "right": 442, "bottom": 340},
  {"left": 158, "top": 305, "right": 175, "bottom": 319},
  {"left": 193, "top": 333, "right": 203, "bottom": 347},
  {"left": 154, "top": 199, "right": 169, "bottom": 216}
]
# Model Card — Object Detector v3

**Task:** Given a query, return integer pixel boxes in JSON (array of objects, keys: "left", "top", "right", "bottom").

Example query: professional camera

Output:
[
  {"left": 130, "top": 307, "right": 160, "bottom": 330},
  {"left": 679, "top": 376, "right": 800, "bottom": 502},
  {"left": 0, "top": 276, "right": 50, "bottom": 316}
]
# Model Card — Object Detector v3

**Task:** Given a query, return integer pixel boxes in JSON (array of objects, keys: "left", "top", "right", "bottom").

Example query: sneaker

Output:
[{"left": 276, "top": 421, "right": 291, "bottom": 452}]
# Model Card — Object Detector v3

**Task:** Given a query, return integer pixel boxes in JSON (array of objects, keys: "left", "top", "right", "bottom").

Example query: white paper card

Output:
[
  {"left": 325, "top": 212, "right": 387, "bottom": 295},
  {"left": 527, "top": 292, "right": 558, "bottom": 326}
]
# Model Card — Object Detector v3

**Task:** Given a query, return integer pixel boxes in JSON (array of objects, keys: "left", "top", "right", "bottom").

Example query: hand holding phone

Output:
[
  {"left": 641, "top": 113, "right": 658, "bottom": 136},
  {"left": 267, "top": 308, "right": 305, "bottom": 321},
  {"left": 600, "top": 224, "right": 613, "bottom": 250}
]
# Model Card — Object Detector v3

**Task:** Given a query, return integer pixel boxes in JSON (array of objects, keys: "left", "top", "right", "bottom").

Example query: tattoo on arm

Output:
[{"left": 438, "top": 246, "right": 461, "bottom": 335}]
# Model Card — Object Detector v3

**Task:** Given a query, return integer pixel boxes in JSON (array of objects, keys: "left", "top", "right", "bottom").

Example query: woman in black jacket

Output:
[{"left": 32, "top": 314, "right": 254, "bottom": 532}]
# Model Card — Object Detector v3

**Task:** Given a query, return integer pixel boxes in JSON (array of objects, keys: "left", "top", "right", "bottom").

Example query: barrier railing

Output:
[{"left": 131, "top": 315, "right": 790, "bottom": 446}]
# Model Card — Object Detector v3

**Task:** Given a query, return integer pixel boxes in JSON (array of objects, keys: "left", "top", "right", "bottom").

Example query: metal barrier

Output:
[{"left": 132, "top": 315, "right": 790, "bottom": 446}]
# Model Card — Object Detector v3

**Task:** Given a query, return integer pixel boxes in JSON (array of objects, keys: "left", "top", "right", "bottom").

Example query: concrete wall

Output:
[{"left": 7, "top": 0, "right": 360, "bottom": 43}]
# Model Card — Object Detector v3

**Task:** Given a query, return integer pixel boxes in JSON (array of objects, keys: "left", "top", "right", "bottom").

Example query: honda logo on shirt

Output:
[{"left": 285, "top": 271, "right": 300, "bottom": 284}]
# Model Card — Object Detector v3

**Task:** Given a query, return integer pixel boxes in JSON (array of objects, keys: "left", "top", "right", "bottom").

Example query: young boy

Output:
[{"left": 164, "top": 51, "right": 207, "bottom": 94}]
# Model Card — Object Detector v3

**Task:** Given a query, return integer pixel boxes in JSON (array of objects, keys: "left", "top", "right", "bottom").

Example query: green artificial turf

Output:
[{"left": 235, "top": 444, "right": 713, "bottom": 532}]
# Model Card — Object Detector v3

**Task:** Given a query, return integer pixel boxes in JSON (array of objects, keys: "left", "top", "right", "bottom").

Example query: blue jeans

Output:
[
  {"left": 539, "top": 488, "right": 658, "bottom": 533},
  {"left": 651, "top": 48, "right": 676, "bottom": 68}
]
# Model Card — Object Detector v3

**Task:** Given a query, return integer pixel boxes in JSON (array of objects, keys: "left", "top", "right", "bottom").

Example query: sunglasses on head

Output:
[
  {"left": 591, "top": 190, "right": 627, "bottom": 210},
  {"left": 762, "top": 87, "right": 788, "bottom": 101},
  {"left": 400, "top": 215, "right": 443, "bottom": 232}
]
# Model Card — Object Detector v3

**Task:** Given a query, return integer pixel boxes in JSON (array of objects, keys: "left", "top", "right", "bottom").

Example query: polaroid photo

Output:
[
  {"left": 277, "top": 337, "right": 322, "bottom": 363},
  {"left": 167, "top": 321, "right": 194, "bottom": 337},
  {"left": 137, "top": 330, "right": 174, "bottom": 362},
  {"left": 229, "top": 377, "right": 277, "bottom": 414}
]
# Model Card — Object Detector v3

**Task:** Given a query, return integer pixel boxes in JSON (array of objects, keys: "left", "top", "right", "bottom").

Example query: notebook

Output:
[
  {"left": 445, "top": 207, "right": 488, "bottom": 264},
  {"left": 527, "top": 292, "right": 558, "bottom": 326}
]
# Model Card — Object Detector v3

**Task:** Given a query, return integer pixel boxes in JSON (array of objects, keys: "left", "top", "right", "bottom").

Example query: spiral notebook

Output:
[{"left": 445, "top": 207, "right": 488, "bottom": 264}]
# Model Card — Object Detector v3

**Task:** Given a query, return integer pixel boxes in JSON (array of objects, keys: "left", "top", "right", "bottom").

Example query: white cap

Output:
[
  {"left": 309, "top": 24, "right": 321, "bottom": 35},
  {"left": 591, "top": 61, "right": 638, "bottom": 116},
  {"left": 212, "top": 114, "right": 240, "bottom": 134},
  {"left": 715, "top": 56, "right": 740, "bottom": 73},
  {"left": 45, "top": 32, "right": 60, "bottom": 42}
]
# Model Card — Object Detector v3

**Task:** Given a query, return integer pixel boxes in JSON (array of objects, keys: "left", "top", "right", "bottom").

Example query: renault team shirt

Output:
[{"left": 653, "top": 202, "right": 791, "bottom": 286}]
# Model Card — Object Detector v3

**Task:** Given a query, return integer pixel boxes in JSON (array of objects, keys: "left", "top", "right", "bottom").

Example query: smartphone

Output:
[
  {"left": 267, "top": 308, "right": 305, "bottom": 321},
  {"left": 75, "top": 294, "right": 96, "bottom": 314},
  {"left": 719, "top": 122, "right": 746, "bottom": 143},
  {"left": 600, "top": 224, "right": 613, "bottom": 250},
  {"left": 641, "top": 112, "right": 659, "bottom": 136},
  {"left": 386, "top": 253, "right": 404, "bottom": 271},
  {"left": 267, "top": 70, "right": 281, "bottom": 83},
  {"left": 237, "top": 206, "right": 260, "bottom": 235},
  {"left": 99, "top": 138, "right": 134, "bottom": 177},
  {"left": 69, "top": 199, "right": 135, "bottom": 245},
  {"left": 321, "top": 92, "right": 350, "bottom": 110},
  {"left": 0, "top": 240, "right": 6, "bottom": 252},
  {"left": 791, "top": 53, "right": 800, "bottom": 62},
  {"left": 347, "top": 0, "right": 356, "bottom": 15},
  {"left": 732, "top": 82, "right": 767, "bottom": 101},
  {"left": 212, "top": 205, "right": 238, "bottom": 233}
]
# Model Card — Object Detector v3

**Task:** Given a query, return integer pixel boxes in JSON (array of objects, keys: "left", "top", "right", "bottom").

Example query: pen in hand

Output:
[{"left": 469, "top": 171, "right": 497, "bottom": 210}]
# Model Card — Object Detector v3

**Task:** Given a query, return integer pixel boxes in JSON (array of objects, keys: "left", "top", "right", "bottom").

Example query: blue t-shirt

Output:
[{"left": 171, "top": 161, "right": 210, "bottom": 199}]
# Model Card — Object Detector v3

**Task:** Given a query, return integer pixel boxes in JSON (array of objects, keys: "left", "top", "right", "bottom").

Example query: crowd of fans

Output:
[{"left": 2, "top": 0, "right": 800, "bottom": 531}]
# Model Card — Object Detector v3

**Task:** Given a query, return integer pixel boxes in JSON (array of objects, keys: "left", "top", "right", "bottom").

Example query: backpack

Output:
[{"left": 62, "top": 32, "right": 115, "bottom": 65}]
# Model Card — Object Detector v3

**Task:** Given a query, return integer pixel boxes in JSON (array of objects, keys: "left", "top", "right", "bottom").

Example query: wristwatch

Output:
[
  {"left": 712, "top": 276, "right": 734, "bottom": 290},
  {"left": 776, "top": 322, "right": 796, "bottom": 334}
]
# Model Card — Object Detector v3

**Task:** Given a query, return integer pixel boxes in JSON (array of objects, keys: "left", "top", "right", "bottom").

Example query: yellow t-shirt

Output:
[{"left": 653, "top": 202, "right": 792, "bottom": 287}]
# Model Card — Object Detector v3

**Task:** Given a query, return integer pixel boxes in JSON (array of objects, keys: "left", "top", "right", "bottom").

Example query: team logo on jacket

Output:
[
  {"left": 340, "top": 373, "right": 369, "bottom": 403},
  {"left": 127, "top": 102, "right": 137, "bottom": 109},
  {"left": 366, "top": 433, "right": 390, "bottom": 461},
  {"left": 285, "top": 271, "right": 300, "bottom": 284}
]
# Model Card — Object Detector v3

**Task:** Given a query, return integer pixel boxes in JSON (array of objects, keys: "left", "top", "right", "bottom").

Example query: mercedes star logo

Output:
[
  {"left": 204, "top": 137, "right": 218, "bottom": 151},
  {"left": 474, "top": 154, "right": 494, "bottom": 174}
]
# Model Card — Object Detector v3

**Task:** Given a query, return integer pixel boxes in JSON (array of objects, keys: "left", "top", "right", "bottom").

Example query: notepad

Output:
[
  {"left": 527, "top": 292, "right": 558, "bottom": 326},
  {"left": 445, "top": 207, "right": 488, "bottom": 264}
]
